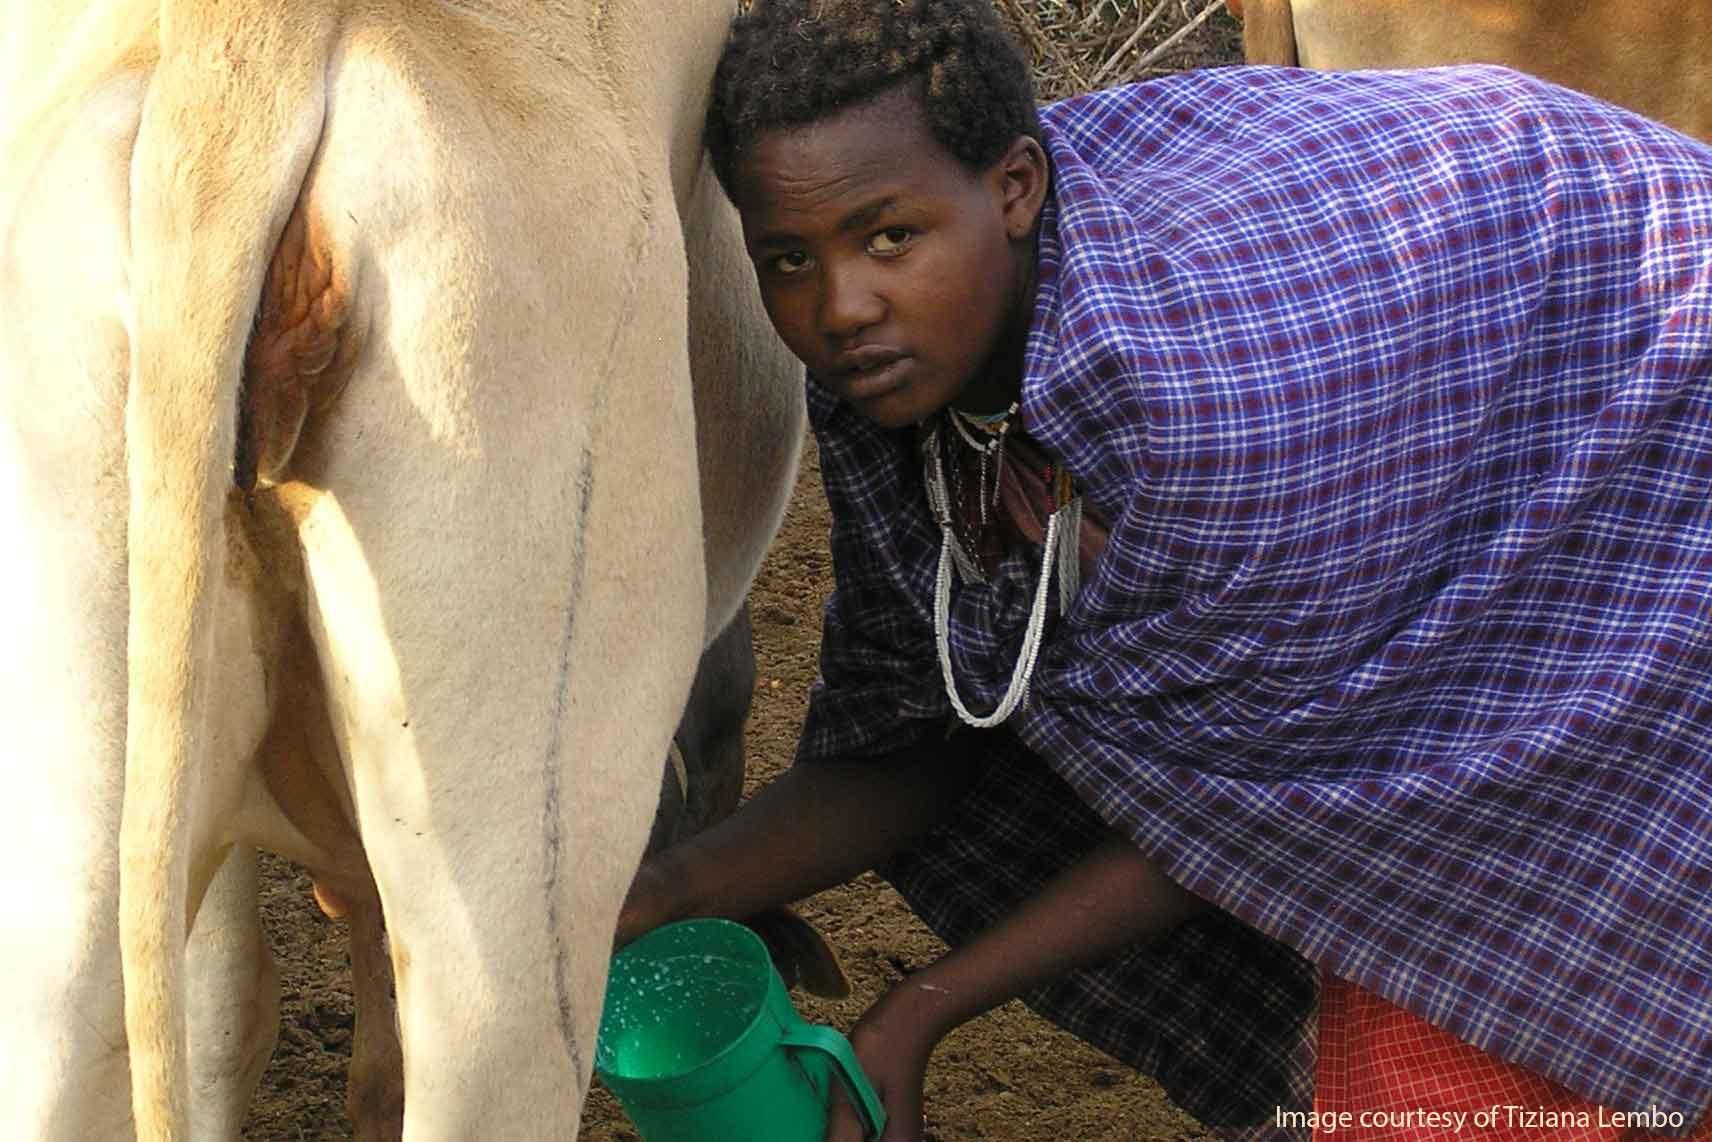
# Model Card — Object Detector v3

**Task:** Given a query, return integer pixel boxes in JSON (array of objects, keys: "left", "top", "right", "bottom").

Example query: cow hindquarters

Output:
[{"left": 285, "top": 112, "right": 705, "bottom": 1134}]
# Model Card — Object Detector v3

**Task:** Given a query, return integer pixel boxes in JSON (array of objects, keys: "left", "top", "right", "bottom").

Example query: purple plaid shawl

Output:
[{"left": 798, "top": 65, "right": 1712, "bottom": 1129}]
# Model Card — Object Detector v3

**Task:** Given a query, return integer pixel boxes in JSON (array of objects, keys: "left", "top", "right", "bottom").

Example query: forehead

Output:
[{"left": 733, "top": 88, "right": 983, "bottom": 233}]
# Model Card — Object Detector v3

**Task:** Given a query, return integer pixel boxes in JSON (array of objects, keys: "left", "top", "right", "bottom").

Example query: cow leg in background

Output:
[
  {"left": 344, "top": 887, "right": 405, "bottom": 1142},
  {"left": 651, "top": 606, "right": 756, "bottom": 849},
  {"left": 302, "top": 875, "right": 405, "bottom": 1142},
  {"left": 185, "top": 846, "right": 279, "bottom": 1137},
  {"left": 1227, "top": 0, "right": 1300, "bottom": 64}
]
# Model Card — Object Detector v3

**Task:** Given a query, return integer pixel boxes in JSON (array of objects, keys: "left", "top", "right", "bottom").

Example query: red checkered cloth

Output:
[{"left": 1315, "top": 973, "right": 1712, "bottom": 1141}]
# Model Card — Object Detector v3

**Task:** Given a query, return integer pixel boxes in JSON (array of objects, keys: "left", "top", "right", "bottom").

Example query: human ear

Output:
[{"left": 992, "top": 136, "right": 1049, "bottom": 241}]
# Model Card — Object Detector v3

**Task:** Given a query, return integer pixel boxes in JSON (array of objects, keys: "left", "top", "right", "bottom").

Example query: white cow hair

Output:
[{"left": 0, "top": 1, "right": 802, "bottom": 1138}]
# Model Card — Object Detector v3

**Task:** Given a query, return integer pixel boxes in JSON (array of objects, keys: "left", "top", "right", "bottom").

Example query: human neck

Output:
[
  {"left": 949, "top": 235, "right": 1037, "bottom": 417},
  {"left": 950, "top": 366, "right": 1022, "bottom": 417}
]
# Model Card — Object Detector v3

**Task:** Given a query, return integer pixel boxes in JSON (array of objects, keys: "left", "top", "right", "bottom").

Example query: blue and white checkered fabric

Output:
[{"left": 798, "top": 65, "right": 1712, "bottom": 1131}]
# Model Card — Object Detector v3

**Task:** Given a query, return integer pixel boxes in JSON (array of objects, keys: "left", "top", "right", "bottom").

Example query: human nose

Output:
[{"left": 818, "top": 259, "right": 885, "bottom": 342}]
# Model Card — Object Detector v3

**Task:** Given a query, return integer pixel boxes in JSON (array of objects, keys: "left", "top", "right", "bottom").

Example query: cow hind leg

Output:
[
  {"left": 278, "top": 32, "right": 716, "bottom": 1132},
  {"left": 284, "top": 233, "right": 704, "bottom": 1141},
  {"left": 343, "top": 885, "right": 404, "bottom": 1142},
  {"left": 0, "top": 69, "right": 140, "bottom": 1142},
  {"left": 295, "top": 461, "right": 701, "bottom": 1138}
]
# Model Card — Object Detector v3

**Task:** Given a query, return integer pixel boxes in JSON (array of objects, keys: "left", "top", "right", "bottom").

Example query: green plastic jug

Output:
[{"left": 595, "top": 918, "right": 886, "bottom": 1141}]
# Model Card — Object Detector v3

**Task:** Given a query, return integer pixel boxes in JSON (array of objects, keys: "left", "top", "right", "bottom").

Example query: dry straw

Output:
[{"left": 993, "top": 0, "right": 1245, "bottom": 101}]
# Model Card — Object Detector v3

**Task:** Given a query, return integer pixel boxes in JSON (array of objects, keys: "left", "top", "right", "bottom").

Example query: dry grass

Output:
[{"left": 996, "top": 0, "right": 1246, "bottom": 101}]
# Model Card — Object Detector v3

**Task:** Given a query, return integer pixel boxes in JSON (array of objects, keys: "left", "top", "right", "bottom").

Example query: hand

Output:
[{"left": 824, "top": 985, "right": 943, "bottom": 1142}]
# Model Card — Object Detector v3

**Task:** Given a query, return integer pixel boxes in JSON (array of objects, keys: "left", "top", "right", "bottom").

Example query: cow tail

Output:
[{"left": 120, "top": 5, "right": 340, "bottom": 1137}]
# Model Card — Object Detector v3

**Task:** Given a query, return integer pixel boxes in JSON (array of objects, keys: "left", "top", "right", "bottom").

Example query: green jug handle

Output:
[{"left": 778, "top": 1024, "right": 888, "bottom": 1141}]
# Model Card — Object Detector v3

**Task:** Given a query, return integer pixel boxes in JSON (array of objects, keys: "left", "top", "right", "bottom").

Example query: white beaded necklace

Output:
[{"left": 923, "top": 405, "right": 1083, "bottom": 728}]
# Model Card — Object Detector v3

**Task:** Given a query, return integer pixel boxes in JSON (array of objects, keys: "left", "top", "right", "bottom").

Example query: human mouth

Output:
[{"left": 835, "top": 347, "right": 910, "bottom": 401}]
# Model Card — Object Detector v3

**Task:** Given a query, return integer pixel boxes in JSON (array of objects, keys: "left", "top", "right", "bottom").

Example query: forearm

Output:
[
  {"left": 882, "top": 833, "right": 1205, "bottom": 1038},
  {"left": 649, "top": 737, "right": 977, "bottom": 926}
]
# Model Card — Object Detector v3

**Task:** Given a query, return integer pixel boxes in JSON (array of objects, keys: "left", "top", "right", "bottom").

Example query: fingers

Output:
[
  {"left": 824, "top": 1085, "right": 868, "bottom": 1142},
  {"left": 878, "top": 1094, "right": 925, "bottom": 1142},
  {"left": 613, "top": 885, "right": 662, "bottom": 948},
  {"left": 614, "top": 855, "right": 679, "bottom": 949},
  {"left": 824, "top": 1068, "right": 925, "bottom": 1142}
]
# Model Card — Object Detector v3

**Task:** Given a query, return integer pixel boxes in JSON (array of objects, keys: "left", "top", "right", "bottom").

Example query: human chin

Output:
[
  {"left": 828, "top": 359, "right": 921, "bottom": 425},
  {"left": 845, "top": 391, "right": 919, "bottom": 429},
  {"left": 844, "top": 379, "right": 944, "bottom": 429}
]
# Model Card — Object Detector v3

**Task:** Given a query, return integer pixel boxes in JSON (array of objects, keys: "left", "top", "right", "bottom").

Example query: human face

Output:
[{"left": 732, "top": 87, "right": 1047, "bottom": 428}]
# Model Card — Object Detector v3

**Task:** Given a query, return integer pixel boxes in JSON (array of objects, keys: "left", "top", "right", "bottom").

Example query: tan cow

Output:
[
  {"left": 0, "top": 1, "right": 802, "bottom": 1139},
  {"left": 1228, "top": 0, "right": 1712, "bottom": 142}
]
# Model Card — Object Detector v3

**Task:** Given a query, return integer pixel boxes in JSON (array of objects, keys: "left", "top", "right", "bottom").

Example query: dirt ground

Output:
[{"left": 241, "top": 445, "right": 1216, "bottom": 1141}]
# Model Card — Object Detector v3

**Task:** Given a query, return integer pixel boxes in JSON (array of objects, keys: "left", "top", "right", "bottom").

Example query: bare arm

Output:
[
  {"left": 828, "top": 832, "right": 1206, "bottom": 1142},
  {"left": 882, "top": 832, "right": 1203, "bottom": 1036},
  {"left": 617, "top": 736, "right": 978, "bottom": 945}
]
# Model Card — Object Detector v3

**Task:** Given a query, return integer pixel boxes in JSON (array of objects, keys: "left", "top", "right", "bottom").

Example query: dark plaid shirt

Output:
[{"left": 797, "top": 65, "right": 1712, "bottom": 1134}]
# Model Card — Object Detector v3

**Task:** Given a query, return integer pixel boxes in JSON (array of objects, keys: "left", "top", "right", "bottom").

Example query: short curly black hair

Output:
[{"left": 705, "top": 0, "right": 1040, "bottom": 197}]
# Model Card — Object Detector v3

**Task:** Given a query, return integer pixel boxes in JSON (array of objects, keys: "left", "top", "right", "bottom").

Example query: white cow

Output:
[{"left": 0, "top": 2, "right": 803, "bottom": 1139}]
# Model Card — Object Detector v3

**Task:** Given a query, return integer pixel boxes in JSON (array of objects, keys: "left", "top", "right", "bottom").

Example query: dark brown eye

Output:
[{"left": 869, "top": 228, "right": 914, "bottom": 254}]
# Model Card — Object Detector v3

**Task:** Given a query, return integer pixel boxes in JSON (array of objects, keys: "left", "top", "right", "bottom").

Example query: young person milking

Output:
[{"left": 621, "top": 2, "right": 1712, "bottom": 1138}]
